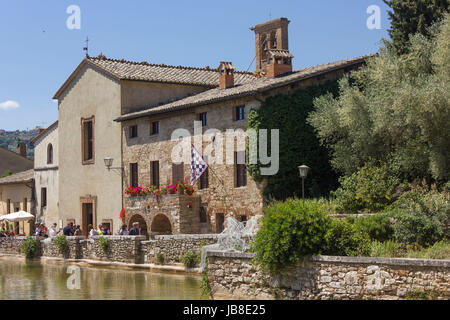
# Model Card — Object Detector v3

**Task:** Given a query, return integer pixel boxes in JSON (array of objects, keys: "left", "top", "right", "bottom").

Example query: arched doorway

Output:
[
  {"left": 128, "top": 214, "right": 148, "bottom": 237},
  {"left": 151, "top": 214, "right": 172, "bottom": 235}
]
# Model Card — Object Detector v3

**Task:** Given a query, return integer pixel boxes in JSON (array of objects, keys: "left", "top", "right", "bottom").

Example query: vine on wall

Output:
[{"left": 247, "top": 80, "right": 340, "bottom": 200}]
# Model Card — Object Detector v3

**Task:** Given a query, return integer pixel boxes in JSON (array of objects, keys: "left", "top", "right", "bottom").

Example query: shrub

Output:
[
  {"left": 54, "top": 235, "right": 69, "bottom": 253},
  {"left": 389, "top": 185, "right": 449, "bottom": 247},
  {"left": 20, "top": 236, "right": 37, "bottom": 259},
  {"left": 98, "top": 236, "right": 110, "bottom": 253},
  {"left": 324, "top": 219, "right": 371, "bottom": 256},
  {"left": 252, "top": 199, "right": 332, "bottom": 273},
  {"left": 349, "top": 214, "right": 394, "bottom": 242},
  {"left": 181, "top": 251, "right": 199, "bottom": 268},
  {"left": 156, "top": 253, "right": 165, "bottom": 265},
  {"left": 369, "top": 240, "right": 403, "bottom": 258},
  {"left": 200, "top": 272, "right": 211, "bottom": 298},
  {"left": 405, "top": 241, "right": 450, "bottom": 260},
  {"left": 332, "top": 162, "right": 402, "bottom": 213}
]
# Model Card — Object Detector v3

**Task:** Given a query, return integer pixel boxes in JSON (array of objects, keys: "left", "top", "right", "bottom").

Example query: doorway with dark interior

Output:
[{"left": 82, "top": 203, "right": 93, "bottom": 236}]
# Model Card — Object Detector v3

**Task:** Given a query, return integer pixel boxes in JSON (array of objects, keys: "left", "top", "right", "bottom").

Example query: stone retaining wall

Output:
[
  {"left": 83, "top": 235, "right": 146, "bottom": 264},
  {"left": 0, "top": 236, "right": 43, "bottom": 256},
  {"left": 41, "top": 236, "right": 84, "bottom": 259},
  {"left": 143, "top": 234, "right": 218, "bottom": 264},
  {"left": 206, "top": 251, "right": 450, "bottom": 300}
]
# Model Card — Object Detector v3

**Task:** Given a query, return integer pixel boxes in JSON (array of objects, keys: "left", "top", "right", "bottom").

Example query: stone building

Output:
[
  {"left": 31, "top": 121, "right": 59, "bottom": 225},
  {"left": 48, "top": 17, "right": 373, "bottom": 236},
  {"left": 0, "top": 169, "right": 34, "bottom": 235},
  {"left": 113, "top": 18, "right": 374, "bottom": 235}
]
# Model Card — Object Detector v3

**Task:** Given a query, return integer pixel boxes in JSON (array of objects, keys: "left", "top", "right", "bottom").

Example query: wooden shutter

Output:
[
  {"left": 151, "top": 161, "right": 160, "bottom": 187},
  {"left": 172, "top": 163, "right": 184, "bottom": 184},
  {"left": 130, "top": 163, "right": 138, "bottom": 187},
  {"left": 235, "top": 151, "right": 247, "bottom": 187}
]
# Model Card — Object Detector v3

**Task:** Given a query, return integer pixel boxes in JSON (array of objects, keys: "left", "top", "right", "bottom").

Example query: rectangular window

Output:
[
  {"left": 130, "top": 163, "right": 138, "bottom": 187},
  {"left": 151, "top": 121, "right": 159, "bottom": 135},
  {"left": 130, "top": 125, "right": 138, "bottom": 138},
  {"left": 199, "top": 156, "right": 209, "bottom": 190},
  {"left": 234, "top": 151, "right": 247, "bottom": 187},
  {"left": 172, "top": 162, "right": 184, "bottom": 184},
  {"left": 82, "top": 117, "right": 94, "bottom": 164},
  {"left": 199, "top": 206, "right": 208, "bottom": 223},
  {"left": 41, "top": 188, "right": 47, "bottom": 208},
  {"left": 6, "top": 199, "right": 10, "bottom": 214},
  {"left": 199, "top": 112, "right": 207, "bottom": 127},
  {"left": 235, "top": 106, "right": 246, "bottom": 121},
  {"left": 150, "top": 161, "right": 160, "bottom": 188},
  {"left": 23, "top": 198, "right": 27, "bottom": 212}
]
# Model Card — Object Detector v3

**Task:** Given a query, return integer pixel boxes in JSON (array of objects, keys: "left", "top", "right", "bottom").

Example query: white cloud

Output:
[{"left": 0, "top": 100, "right": 20, "bottom": 110}]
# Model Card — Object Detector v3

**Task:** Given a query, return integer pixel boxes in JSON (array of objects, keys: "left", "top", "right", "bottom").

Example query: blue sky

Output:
[{"left": 0, "top": 0, "right": 390, "bottom": 131}]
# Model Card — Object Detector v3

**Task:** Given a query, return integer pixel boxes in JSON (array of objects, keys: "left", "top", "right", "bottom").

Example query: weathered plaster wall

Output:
[
  {"left": 0, "top": 184, "right": 33, "bottom": 235},
  {"left": 34, "top": 124, "right": 59, "bottom": 225},
  {"left": 206, "top": 251, "right": 450, "bottom": 300},
  {"left": 57, "top": 65, "right": 123, "bottom": 234}
]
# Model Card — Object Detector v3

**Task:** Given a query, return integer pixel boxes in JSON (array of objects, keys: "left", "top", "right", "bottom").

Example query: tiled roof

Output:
[
  {"left": 115, "top": 54, "right": 376, "bottom": 122},
  {"left": 53, "top": 55, "right": 256, "bottom": 99},
  {"left": 0, "top": 169, "right": 34, "bottom": 185}
]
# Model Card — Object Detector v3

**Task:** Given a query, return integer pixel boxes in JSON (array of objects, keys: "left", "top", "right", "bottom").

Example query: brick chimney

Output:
[
  {"left": 17, "top": 141, "right": 27, "bottom": 157},
  {"left": 218, "top": 62, "right": 235, "bottom": 89},
  {"left": 265, "top": 49, "right": 294, "bottom": 78}
]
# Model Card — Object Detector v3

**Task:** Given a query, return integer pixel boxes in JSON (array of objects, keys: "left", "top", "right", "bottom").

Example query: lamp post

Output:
[{"left": 298, "top": 165, "right": 310, "bottom": 200}]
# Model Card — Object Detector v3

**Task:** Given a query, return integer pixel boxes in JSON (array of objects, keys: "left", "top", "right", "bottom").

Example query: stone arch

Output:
[
  {"left": 128, "top": 214, "right": 149, "bottom": 237},
  {"left": 150, "top": 214, "right": 172, "bottom": 235}
]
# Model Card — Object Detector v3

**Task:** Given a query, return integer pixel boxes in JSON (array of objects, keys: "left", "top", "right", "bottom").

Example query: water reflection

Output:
[{"left": 0, "top": 260, "right": 205, "bottom": 300}]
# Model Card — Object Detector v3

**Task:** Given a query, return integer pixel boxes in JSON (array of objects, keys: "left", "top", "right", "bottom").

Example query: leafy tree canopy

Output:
[
  {"left": 308, "top": 14, "right": 450, "bottom": 183},
  {"left": 384, "top": 0, "right": 449, "bottom": 54}
]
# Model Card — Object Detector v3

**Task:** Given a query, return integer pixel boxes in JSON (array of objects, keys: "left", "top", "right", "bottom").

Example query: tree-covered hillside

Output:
[{"left": 0, "top": 127, "right": 40, "bottom": 159}]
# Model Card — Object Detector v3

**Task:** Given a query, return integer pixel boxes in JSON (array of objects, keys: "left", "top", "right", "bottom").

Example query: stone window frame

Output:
[
  {"left": 130, "top": 162, "right": 139, "bottom": 187},
  {"left": 41, "top": 187, "right": 47, "bottom": 208},
  {"left": 81, "top": 116, "right": 95, "bottom": 165},
  {"left": 129, "top": 125, "right": 138, "bottom": 138},
  {"left": 47, "top": 143, "right": 53, "bottom": 164},
  {"left": 80, "top": 195, "right": 97, "bottom": 234},
  {"left": 234, "top": 151, "right": 247, "bottom": 188},
  {"left": 150, "top": 121, "right": 159, "bottom": 135}
]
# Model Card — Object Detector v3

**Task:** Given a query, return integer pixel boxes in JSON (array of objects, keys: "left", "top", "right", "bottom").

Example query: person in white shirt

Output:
[
  {"left": 88, "top": 224, "right": 96, "bottom": 238},
  {"left": 49, "top": 223, "right": 58, "bottom": 237}
]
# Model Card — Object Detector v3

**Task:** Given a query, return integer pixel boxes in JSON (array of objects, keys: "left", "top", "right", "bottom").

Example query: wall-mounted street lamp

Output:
[
  {"left": 298, "top": 165, "right": 310, "bottom": 200},
  {"left": 104, "top": 157, "right": 123, "bottom": 173}
]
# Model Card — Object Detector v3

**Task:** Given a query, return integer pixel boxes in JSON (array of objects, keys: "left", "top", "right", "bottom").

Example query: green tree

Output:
[
  {"left": 308, "top": 14, "right": 450, "bottom": 183},
  {"left": 383, "top": 0, "right": 449, "bottom": 54}
]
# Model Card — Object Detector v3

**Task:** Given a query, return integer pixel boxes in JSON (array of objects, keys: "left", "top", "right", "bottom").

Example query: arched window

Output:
[{"left": 47, "top": 144, "right": 53, "bottom": 164}]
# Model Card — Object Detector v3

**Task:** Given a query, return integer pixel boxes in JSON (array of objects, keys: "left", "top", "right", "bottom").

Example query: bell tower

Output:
[{"left": 251, "top": 17, "right": 291, "bottom": 74}]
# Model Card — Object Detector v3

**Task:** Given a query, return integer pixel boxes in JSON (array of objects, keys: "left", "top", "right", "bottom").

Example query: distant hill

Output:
[{"left": 0, "top": 127, "right": 41, "bottom": 159}]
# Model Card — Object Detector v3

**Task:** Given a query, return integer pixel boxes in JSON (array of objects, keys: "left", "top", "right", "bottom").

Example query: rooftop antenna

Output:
[
  {"left": 269, "top": 12, "right": 272, "bottom": 20},
  {"left": 83, "top": 36, "right": 89, "bottom": 57}
]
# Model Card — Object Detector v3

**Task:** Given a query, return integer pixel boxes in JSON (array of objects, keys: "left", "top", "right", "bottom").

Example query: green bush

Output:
[
  {"left": 389, "top": 186, "right": 449, "bottom": 247},
  {"left": 332, "top": 162, "right": 402, "bottom": 213},
  {"left": 156, "top": 253, "right": 165, "bottom": 265},
  {"left": 324, "top": 219, "right": 370, "bottom": 256},
  {"left": 180, "top": 251, "right": 199, "bottom": 268},
  {"left": 54, "top": 235, "right": 69, "bottom": 253},
  {"left": 405, "top": 241, "right": 450, "bottom": 260},
  {"left": 349, "top": 214, "right": 394, "bottom": 242},
  {"left": 252, "top": 199, "right": 332, "bottom": 273},
  {"left": 20, "top": 236, "right": 37, "bottom": 258},
  {"left": 98, "top": 236, "right": 110, "bottom": 253},
  {"left": 369, "top": 240, "right": 403, "bottom": 258},
  {"left": 200, "top": 272, "right": 211, "bottom": 298}
]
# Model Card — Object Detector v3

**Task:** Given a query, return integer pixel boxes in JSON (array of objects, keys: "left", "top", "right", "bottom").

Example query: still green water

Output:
[{"left": 0, "top": 260, "right": 205, "bottom": 300}]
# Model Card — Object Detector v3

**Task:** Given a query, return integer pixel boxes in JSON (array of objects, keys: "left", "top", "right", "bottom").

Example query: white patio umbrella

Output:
[{"left": 0, "top": 211, "right": 35, "bottom": 235}]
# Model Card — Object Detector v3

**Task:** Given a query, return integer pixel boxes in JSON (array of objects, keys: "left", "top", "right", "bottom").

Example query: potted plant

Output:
[
  {"left": 166, "top": 184, "right": 177, "bottom": 194},
  {"left": 119, "top": 208, "right": 126, "bottom": 223}
]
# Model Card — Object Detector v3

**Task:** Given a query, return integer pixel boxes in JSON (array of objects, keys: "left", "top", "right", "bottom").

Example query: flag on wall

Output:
[{"left": 190, "top": 145, "right": 208, "bottom": 185}]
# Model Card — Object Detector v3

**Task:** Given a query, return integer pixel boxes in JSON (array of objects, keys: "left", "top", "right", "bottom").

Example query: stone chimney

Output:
[
  {"left": 17, "top": 141, "right": 27, "bottom": 157},
  {"left": 218, "top": 62, "right": 235, "bottom": 89}
]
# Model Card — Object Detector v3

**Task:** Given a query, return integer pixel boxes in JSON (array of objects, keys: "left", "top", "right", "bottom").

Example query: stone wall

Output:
[
  {"left": 125, "top": 194, "right": 201, "bottom": 235},
  {"left": 83, "top": 235, "right": 146, "bottom": 264},
  {"left": 206, "top": 251, "right": 450, "bottom": 300},
  {"left": 0, "top": 236, "right": 43, "bottom": 256},
  {"left": 40, "top": 236, "right": 84, "bottom": 259},
  {"left": 143, "top": 234, "right": 218, "bottom": 264}
]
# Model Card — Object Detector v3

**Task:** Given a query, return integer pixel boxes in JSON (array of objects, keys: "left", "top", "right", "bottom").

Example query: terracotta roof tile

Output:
[
  {"left": 0, "top": 169, "right": 34, "bottom": 185},
  {"left": 115, "top": 54, "right": 376, "bottom": 122}
]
